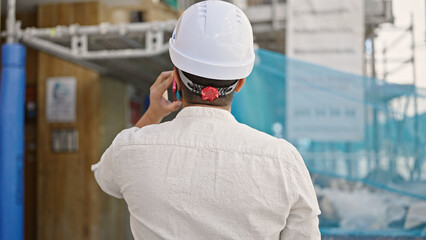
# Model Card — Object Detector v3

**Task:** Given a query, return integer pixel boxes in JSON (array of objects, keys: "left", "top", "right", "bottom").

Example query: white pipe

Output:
[
  {"left": 6, "top": 0, "right": 16, "bottom": 43},
  {"left": 80, "top": 46, "right": 169, "bottom": 60},
  {"left": 21, "top": 36, "right": 108, "bottom": 73},
  {"left": 22, "top": 20, "right": 176, "bottom": 38},
  {"left": 22, "top": 33, "right": 169, "bottom": 60},
  {"left": 21, "top": 36, "right": 75, "bottom": 59}
]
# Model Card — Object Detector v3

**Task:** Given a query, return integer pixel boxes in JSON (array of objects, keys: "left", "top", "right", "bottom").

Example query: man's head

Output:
[
  {"left": 173, "top": 68, "right": 246, "bottom": 108},
  {"left": 169, "top": 0, "right": 254, "bottom": 108}
]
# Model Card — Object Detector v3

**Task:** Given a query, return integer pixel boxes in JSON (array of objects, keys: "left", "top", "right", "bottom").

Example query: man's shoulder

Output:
[
  {"left": 111, "top": 119, "right": 300, "bottom": 163},
  {"left": 111, "top": 120, "right": 175, "bottom": 147},
  {"left": 232, "top": 122, "right": 297, "bottom": 157},
  {"left": 109, "top": 127, "right": 140, "bottom": 147}
]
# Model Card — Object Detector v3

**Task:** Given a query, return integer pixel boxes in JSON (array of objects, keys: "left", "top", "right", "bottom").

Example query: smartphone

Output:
[{"left": 172, "top": 76, "right": 177, "bottom": 101}]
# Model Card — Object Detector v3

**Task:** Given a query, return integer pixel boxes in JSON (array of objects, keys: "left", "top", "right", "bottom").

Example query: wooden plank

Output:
[
  {"left": 20, "top": 12, "right": 39, "bottom": 240},
  {"left": 36, "top": 51, "right": 101, "bottom": 240},
  {"left": 37, "top": 2, "right": 101, "bottom": 240},
  {"left": 36, "top": 2, "right": 133, "bottom": 239}
]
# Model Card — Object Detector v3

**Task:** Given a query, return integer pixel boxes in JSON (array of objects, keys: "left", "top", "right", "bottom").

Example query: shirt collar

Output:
[{"left": 175, "top": 106, "right": 236, "bottom": 122}]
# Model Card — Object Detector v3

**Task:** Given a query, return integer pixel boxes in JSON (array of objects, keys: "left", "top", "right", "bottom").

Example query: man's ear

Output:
[
  {"left": 235, "top": 78, "right": 246, "bottom": 93},
  {"left": 173, "top": 67, "right": 182, "bottom": 91}
]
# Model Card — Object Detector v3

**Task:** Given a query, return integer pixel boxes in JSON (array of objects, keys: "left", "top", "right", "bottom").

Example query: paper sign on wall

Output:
[
  {"left": 286, "top": 0, "right": 365, "bottom": 142},
  {"left": 46, "top": 77, "right": 77, "bottom": 123}
]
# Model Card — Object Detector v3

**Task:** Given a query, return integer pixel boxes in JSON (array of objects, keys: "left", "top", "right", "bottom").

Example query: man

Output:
[{"left": 92, "top": 1, "right": 321, "bottom": 239}]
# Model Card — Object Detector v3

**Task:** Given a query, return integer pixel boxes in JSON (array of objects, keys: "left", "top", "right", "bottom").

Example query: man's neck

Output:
[{"left": 181, "top": 101, "right": 231, "bottom": 112}]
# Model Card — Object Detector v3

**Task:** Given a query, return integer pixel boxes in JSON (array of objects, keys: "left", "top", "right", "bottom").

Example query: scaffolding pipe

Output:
[
  {"left": 384, "top": 26, "right": 411, "bottom": 52},
  {"left": 20, "top": 20, "right": 176, "bottom": 38},
  {"left": 6, "top": 0, "right": 16, "bottom": 43},
  {"left": 410, "top": 14, "right": 421, "bottom": 180},
  {"left": 22, "top": 35, "right": 170, "bottom": 60}
]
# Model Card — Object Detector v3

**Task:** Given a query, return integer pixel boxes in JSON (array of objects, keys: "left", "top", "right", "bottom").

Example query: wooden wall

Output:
[
  {"left": 99, "top": 0, "right": 177, "bottom": 23},
  {"left": 36, "top": 2, "right": 130, "bottom": 240},
  {"left": 23, "top": 13, "right": 39, "bottom": 240},
  {"left": 33, "top": 0, "right": 179, "bottom": 238}
]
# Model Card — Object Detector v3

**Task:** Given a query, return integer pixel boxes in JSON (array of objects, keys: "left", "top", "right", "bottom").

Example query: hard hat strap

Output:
[{"left": 178, "top": 69, "right": 238, "bottom": 97}]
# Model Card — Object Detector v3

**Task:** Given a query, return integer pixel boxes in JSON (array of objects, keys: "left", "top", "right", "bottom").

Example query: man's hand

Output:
[{"left": 135, "top": 71, "right": 182, "bottom": 128}]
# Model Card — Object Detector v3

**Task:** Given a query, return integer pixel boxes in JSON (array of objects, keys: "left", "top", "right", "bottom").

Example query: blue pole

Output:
[{"left": 0, "top": 43, "right": 26, "bottom": 240}]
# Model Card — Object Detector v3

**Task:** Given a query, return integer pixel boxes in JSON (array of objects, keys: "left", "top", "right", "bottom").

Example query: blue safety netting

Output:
[
  {"left": 162, "top": 0, "right": 178, "bottom": 10},
  {"left": 232, "top": 48, "right": 426, "bottom": 237}
]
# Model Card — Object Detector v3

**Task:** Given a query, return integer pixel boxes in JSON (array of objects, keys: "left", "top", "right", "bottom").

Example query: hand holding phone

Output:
[{"left": 136, "top": 71, "right": 182, "bottom": 127}]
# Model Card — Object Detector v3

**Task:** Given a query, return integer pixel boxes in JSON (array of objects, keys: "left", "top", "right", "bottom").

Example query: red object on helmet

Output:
[{"left": 201, "top": 87, "right": 219, "bottom": 102}]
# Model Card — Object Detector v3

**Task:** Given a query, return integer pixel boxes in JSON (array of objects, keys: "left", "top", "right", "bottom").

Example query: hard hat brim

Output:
[{"left": 169, "top": 38, "right": 255, "bottom": 80}]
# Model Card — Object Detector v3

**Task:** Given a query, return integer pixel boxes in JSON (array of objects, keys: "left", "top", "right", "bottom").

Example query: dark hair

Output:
[{"left": 178, "top": 69, "right": 239, "bottom": 107}]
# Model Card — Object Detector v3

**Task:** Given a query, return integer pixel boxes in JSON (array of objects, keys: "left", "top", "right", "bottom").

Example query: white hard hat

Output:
[{"left": 169, "top": 0, "right": 255, "bottom": 80}]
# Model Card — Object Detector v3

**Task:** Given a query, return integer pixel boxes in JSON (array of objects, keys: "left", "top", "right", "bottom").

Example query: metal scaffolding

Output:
[
  {"left": 2, "top": 20, "right": 176, "bottom": 86},
  {"left": 371, "top": 14, "right": 424, "bottom": 181},
  {"left": 1, "top": 0, "right": 394, "bottom": 84}
]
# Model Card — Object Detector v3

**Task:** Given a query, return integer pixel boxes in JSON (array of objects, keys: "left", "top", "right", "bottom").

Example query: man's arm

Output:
[
  {"left": 92, "top": 71, "right": 182, "bottom": 198},
  {"left": 91, "top": 144, "right": 123, "bottom": 198},
  {"left": 280, "top": 146, "right": 321, "bottom": 239}
]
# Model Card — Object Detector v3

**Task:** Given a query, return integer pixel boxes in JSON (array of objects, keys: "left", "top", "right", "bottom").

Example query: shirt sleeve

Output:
[
  {"left": 280, "top": 146, "right": 321, "bottom": 240},
  {"left": 91, "top": 139, "right": 123, "bottom": 199}
]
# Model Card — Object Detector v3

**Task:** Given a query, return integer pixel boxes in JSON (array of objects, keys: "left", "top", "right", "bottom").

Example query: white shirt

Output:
[{"left": 92, "top": 106, "right": 321, "bottom": 240}]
